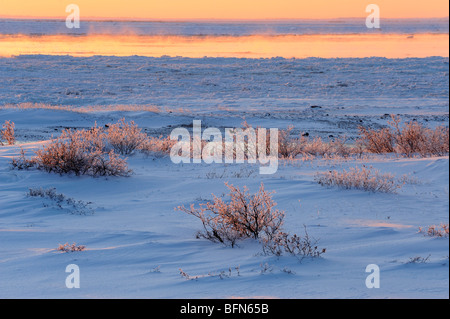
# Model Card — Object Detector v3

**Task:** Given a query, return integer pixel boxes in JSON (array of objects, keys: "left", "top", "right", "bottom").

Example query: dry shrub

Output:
[
  {"left": 303, "top": 137, "right": 331, "bottom": 156},
  {"left": 390, "top": 116, "right": 449, "bottom": 157},
  {"left": 328, "top": 136, "right": 353, "bottom": 157},
  {"left": 419, "top": 224, "right": 449, "bottom": 238},
  {"left": 139, "top": 135, "right": 176, "bottom": 155},
  {"left": 279, "top": 115, "right": 448, "bottom": 159},
  {"left": 278, "top": 126, "right": 354, "bottom": 159},
  {"left": 277, "top": 125, "right": 304, "bottom": 158},
  {"left": 220, "top": 121, "right": 275, "bottom": 161},
  {"left": 316, "top": 165, "right": 403, "bottom": 193},
  {"left": 133, "top": 121, "right": 356, "bottom": 161},
  {"left": 10, "top": 118, "right": 166, "bottom": 176},
  {"left": 34, "top": 126, "right": 130, "bottom": 177},
  {"left": 262, "top": 226, "right": 326, "bottom": 262},
  {"left": 305, "top": 136, "right": 354, "bottom": 157},
  {"left": 422, "top": 126, "right": 450, "bottom": 156},
  {"left": 358, "top": 126, "right": 394, "bottom": 154},
  {"left": 179, "top": 266, "right": 240, "bottom": 280},
  {"left": 27, "top": 187, "right": 94, "bottom": 215},
  {"left": 105, "top": 118, "right": 147, "bottom": 155},
  {"left": 105, "top": 118, "right": 185, "bottom": 156},
  {"left": 57, "top": 243, "right": 86, "bottom": 253},
  {"left": 1, "top": 120, "right": 15, "bottom": 145},
  {"left": 391, "top": 118, "right": 425, "bottom": 157},
  {"left": 177, "top": 182, "right": 326, "bottom": 261},
  {"left": 11, "top": 147, "right": 36, "bottom": 170},
  {"left": 177, "top": 182, "right": 284, "bottom": 247},
  {"left": 358, "top": 115, "right": 449, "bottom": 157},
  {"left": 407, "top": 255, "right": 431, "bottom": 264}
]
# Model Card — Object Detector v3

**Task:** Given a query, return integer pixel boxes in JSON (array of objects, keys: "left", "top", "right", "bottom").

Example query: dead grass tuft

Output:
[{"left": 315, "top": 165, "right": 403, "bottom": 193}]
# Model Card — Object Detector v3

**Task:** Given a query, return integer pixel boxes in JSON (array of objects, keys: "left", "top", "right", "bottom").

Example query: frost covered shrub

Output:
[
  {"left": 241, "top": 123, "right": 353, "bottom": 159},
  {"left": 277, "top": 125, "right": 354, "bottom": 159},
  {"left": 105, "top": 118, "right": 148, "bottom": 155},
  {"left": 177, "top": 182, "right": 326, "bottom": 260},
  {"left": 420, "top": 125, "right": 450, "bottom": 157},
  {"left": 177, "top": 183, "right": 285, "bottom": 247},
  {"left": 358, "top": 126, "right": 394, "bottom": 154},
  {"left": 0, "top": 120, "right": 15, "bottom": 145},
  {"left": 57, "top": 243, "right": 86, "bottom": 253},
  {"left": 390, "top": 116, "right": 449, "bottom": 157},
  {"left": 34, "top": 127, "right": 130, "bottom": 177},
  {"left": 315, "top": 165, "right": 403, "bottom": 193},
  {"left": 10, "top": 118, "right": 163, "bottom": 176},
  {"left": 358, "top": 116, "right": 449, "bottom": 157},
  {"left": 302, "top": 137, "right": 331, "bottom": 157},
  {"left": 139, "top": 135, "right": 176, "bottom": 155},
  {"left": 303, "top": 136, "right": 353, "bottom": 157},
  {"left": 419, "top": 224, "right": 449, "bottom": 238},
  {"left": 105, "top": 118, "right": 179, "bottom": 156},
  {"left": 328, "top": 136, "right": 354, "bottom": 157},
  {"left": 277, "top": 126, "right": 304, "bottom": 158}
]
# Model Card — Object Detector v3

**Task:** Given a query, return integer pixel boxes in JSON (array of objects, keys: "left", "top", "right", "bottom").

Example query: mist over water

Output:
[
  {"left": 1, "top": 18, "right": 449, "bottom": 36},
  {"left": 0, "top": 19, "right": 448, "bottom": 58}
]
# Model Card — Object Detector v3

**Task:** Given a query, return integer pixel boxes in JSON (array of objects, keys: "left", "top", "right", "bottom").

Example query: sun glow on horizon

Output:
[{"left": 0, "top": 0, "right": 449, "bottom": 20}]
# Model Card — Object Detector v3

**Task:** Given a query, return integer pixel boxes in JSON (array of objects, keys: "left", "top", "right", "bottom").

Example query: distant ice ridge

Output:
[{"left": 0, "top": 18, "right": 448, "bottom": 36}]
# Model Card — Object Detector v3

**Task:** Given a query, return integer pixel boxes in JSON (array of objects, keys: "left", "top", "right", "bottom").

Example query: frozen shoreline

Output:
[
  {"left": 1, "top": 55, "right": 448, "bottom": 142},
  {"left": 1, "top": 55, "right": 448, "bottom": 108}
]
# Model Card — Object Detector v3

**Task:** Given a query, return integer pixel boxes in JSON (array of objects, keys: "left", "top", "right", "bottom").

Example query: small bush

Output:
[
  {"left": 28, "top": 187, "right": 94, "bottom": 215},
  {"left": 419, "top": 224, "right": 449, "bottom": 238},
  {"left": 105, "top": 118, "right": 148, "bottom": 155},
  {"left": 278, "top": 126, "right": 304, "bottom": 158},
  {"left": 139, "top": 135, "right": 176, "bottom": 155},
  {"left": 358, "top": 116, "right": 449, "bottom": 157},
  {"left": 177, "top": 182, "right": 326, "bottom": 261},
  {"left": 11, "top": 148, "right": 36, "bottom": 170},
  {"left": 358, "top": 126, "right": 394, "bottom": 154},
  {"left": 179, "top": 266, "right": 240, "bottom": 281},
  {"left": 34, "top": 127, "right": 130, "bottom": 177},
  {"left": 316, "top": 165, "right": 403, "bottom": 193},
  {"left": 177, "top": 182, "right": 285, "bottom": 247},
  {"left": 391, "top": 117, "right": 449, "bottom": 157},
  {"left": 406, "top": 255, "right": 431, "bottom": 264},
  {"left": 57, "top": 243, "right": 86, "bottom": 253},
  {"left": 278, "top": 126, "right": 353, "bottom": 158},
  {"left": 262, "top": 226, "right": 326, "bottom": 262},
  {"left": 1, "top": 120, "right": 15, "bottom": 145},
  {"left": 10, "top": 119, "right": 167, "bottom": 177}
]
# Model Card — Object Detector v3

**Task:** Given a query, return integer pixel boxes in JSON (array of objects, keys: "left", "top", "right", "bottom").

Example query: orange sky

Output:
[{"left": 0, "top": 0, "right": 448, "bottom": 20}]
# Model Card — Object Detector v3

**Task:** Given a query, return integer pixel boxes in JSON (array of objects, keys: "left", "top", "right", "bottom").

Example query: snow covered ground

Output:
[
  {"left": 0, "top": 55, "right": 448, "bottom": 299},
  {"left": 0, "top": 110, "right": 448, "bottom": 298}
]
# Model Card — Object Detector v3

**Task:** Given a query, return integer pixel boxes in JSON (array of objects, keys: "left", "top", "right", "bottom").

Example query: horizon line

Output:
[{"left": 0, "top": 15, "right": 449, "bottom": 22}]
